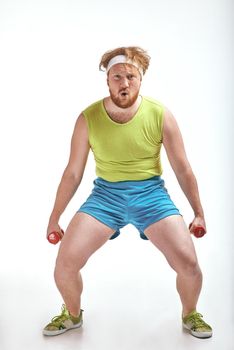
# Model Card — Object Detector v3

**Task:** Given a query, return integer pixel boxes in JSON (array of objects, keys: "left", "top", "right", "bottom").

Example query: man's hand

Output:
[
  {"left": 46, "top": 222, "right": 64, "bottom": 240},
  {"left": 189, "top": 217, "right": 207, "bottom": 238}
]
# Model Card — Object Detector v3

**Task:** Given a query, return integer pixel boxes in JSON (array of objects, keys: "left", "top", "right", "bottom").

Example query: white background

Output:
[{"left": 0, "top": 0, "right": 233, "bottom": 349}]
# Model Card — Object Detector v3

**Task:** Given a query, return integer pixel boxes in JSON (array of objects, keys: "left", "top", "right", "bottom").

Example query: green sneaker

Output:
[
  {"left": 43, "top": 304, "right": 83, "bottom": 336},
  {"left": 182, "top": 310, "right": 212, "bottom": 338}
]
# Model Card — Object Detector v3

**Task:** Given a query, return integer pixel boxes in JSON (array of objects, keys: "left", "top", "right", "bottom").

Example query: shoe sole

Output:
[
  {"left": 183, "top": 323, "right": 212, "bottom": 338},
  {"left": 43, "top": 320, "right": 83, "bottom": 336}
]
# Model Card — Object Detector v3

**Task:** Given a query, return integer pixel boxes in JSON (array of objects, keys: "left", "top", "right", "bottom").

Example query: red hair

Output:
[{"left": 99, "top": 46, "right": 150, "bottom": 75}]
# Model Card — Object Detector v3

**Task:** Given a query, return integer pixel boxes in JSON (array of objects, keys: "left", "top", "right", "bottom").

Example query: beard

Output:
[{"left": 109, "top": 89, "right": 139, "bottom": 108}]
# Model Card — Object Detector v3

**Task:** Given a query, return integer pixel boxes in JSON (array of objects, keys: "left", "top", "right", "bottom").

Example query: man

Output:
[{"left": 43, "top": 46, "right": 212, "bottom": 338}]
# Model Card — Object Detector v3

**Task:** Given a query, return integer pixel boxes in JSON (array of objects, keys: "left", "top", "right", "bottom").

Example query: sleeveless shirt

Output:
[{"left": 83, "top": 96, "right": 164, "bottom": 182}]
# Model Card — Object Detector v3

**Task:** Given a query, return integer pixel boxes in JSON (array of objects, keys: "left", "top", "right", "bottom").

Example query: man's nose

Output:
[{"left": 120, "top": 77, "right": 129, "bottom": 87}]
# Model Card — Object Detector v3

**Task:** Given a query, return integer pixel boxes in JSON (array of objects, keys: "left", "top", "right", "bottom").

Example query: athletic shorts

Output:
[{"left": 78, "top": 176, "right": 180, "bottom": 240}]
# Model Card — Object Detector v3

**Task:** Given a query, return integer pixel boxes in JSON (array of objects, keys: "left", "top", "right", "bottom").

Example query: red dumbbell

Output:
[
  {"left": 189, "top": 224, "right": 206, "bottom": 238},
  {"left": 47, "top": 230, "right": 64, "bottom": 244}
]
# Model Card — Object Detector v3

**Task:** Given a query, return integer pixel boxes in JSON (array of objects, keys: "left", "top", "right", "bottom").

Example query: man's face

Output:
[{"left": 107, "top": 64, "right": 142, "bottom": 108}]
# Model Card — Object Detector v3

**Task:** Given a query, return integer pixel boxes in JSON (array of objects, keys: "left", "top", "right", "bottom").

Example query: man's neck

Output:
[{"left": 104, "top": 96, "right": 142, "bottom": 124}]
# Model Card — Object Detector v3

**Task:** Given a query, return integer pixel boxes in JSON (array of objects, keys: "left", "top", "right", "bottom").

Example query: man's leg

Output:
[
  {"left": 144, "top": 215, "right": 202, "bottom": 316},
  {"left": 54, "top": 212, "right": 116, "bottom": 317}
]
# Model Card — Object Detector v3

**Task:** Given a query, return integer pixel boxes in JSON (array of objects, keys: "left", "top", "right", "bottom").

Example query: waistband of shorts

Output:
[{"left": 94, "top": 176, "right": 163, "bottom": 189}]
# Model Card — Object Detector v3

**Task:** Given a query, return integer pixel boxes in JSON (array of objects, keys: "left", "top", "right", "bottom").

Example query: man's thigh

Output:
[
  {"left": 56, "top": 212, "right": 116, "bottom": 269},
  {"left": 144, "top": 215, "right": 198, "bottom": 272}
]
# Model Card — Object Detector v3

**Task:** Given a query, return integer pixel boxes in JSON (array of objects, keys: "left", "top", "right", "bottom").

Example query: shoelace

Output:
[
  {"left": 50, "top": 305, "right": 70, "bottom": 327},
  {"left": 186, "top": 313, "right": 208, "bottom": 329}
]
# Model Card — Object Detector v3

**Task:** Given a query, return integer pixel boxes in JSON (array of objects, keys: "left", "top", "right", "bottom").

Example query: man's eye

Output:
[
  {"left": 113, "top": 75, "right": 121, "bottom": 80},
  {"left": 128, "top": 75, "right": 134, "bottom": 80}
]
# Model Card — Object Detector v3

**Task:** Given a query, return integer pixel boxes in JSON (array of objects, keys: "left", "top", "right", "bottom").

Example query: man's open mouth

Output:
[{"left": 120, "top": 91, "right": 128, "bottom": 96}]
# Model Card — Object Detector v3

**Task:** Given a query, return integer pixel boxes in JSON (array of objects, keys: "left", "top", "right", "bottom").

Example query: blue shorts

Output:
[{"left": 78, "top": 176, "right": 180, "bottom": 240}]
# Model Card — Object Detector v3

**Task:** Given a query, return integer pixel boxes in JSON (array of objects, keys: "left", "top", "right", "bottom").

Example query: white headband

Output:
[{"left": 106, "top": 55, "right": 143, "bottom": 77}]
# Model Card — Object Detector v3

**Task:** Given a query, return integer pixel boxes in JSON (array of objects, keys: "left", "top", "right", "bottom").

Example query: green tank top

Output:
[{"left": 83, "top": 96, "right": 164, "bottom": 182}]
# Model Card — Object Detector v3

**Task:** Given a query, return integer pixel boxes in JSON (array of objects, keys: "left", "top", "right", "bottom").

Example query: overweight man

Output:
[{"left": 43, "top": 46, "right": 212, "bottom": 338}]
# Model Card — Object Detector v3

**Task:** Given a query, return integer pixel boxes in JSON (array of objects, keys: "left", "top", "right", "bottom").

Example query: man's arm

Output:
[
  {"left": 162, "top": 107, "right": 206, "bottom": 232},
  {"left": 47, "top": 113, "right": 90, "bottom": 236}
]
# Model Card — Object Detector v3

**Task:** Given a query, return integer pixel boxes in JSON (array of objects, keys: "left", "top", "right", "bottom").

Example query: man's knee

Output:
[
  {"left": 54, "top": 253, "right": 87, "bottom": 282},
  {"left": 180, "top": 256, "right": 202, "bottom": 277}
]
